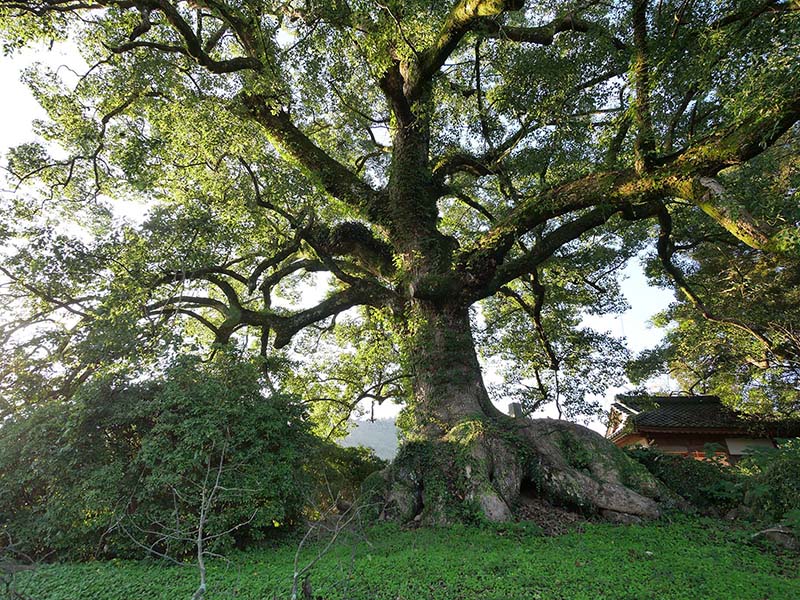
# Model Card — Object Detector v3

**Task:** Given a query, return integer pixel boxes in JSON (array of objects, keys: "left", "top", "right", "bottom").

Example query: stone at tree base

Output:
[
  {"left": 752, "top": 527, "right": 799, "bottom": 551},
  {"left": 600, "top": 509, "right": 644, "bottom": 525},
  {"left": 385, "top": 485, "right": 417, "bottom": 521},
  {"left": 514, "top": 419, "right": 667, "bottom": 519},
  {"left": 477, "top": 491, "right": 513, "bottom": 522},
  {"left": 724, "top": 505, "right": 751, "bottom": 521}
]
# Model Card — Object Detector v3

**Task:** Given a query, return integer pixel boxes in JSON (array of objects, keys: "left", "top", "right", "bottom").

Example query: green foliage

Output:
[
  {"left": 556, "top": 431, "right": 592, "bottom": 472},
  {"left": 480, "top": 238, "right": 639, "bottom": 421},
  {"left": 0, "top": 353, "right": 315, "bottom": 559},
  {"left": 286, "top": 308, "right": 410, "bottom": 439},
  {"left": 1, "top": 0, "right": 800, "bottom": 540},
  {"left": 625, "top": 446, "right": 744, "bottom": 512},
  {"left": 634, "top": 133, "right": 800, "bottom": 416},
  {"left": 390, "top": 439, "right": 484, "bottom": 525},
  {"left": 12, "top": 518, "right": 800, "bottom": 599},
  {"left": 2, "top": 0, "right": 797, "bottom": 438},
  {"left": 740, "top": 439, "right": 800, "bottom": 531},
  {"left": 307, "top": 443, "right": 387, "bottom": 513}
]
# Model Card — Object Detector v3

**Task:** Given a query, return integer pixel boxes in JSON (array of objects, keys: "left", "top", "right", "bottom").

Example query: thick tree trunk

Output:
[
  {"left": 406, "top": 302, "right": 504, "bottom": 434},
  {"left": 384, "top": 105, "right": 506, "bottom": 435},
  {"left": 366, "top": 82, "right": 671, "bottom": 528},
  {"left": 365, "top": 302, "right": 675, "bottom": 526}
]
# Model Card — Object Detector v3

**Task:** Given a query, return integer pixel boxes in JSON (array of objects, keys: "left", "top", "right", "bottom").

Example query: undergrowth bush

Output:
[
  {"left": 307, "top": 443, "right": 387, "bottom": 514},
  {"left": 0, "top": 354, "right": 317, "bottom": 560},
  {"left": 625, "top": 446, "right": 744, "bottom": 512},
  {"left": 740, "top": 439, "right": 800, "bottom": 531}
]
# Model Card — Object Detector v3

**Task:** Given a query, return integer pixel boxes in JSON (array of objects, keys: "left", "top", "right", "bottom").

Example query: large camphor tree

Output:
[{"left": 1, "top": 0, "right": 799, "bottom": 522}]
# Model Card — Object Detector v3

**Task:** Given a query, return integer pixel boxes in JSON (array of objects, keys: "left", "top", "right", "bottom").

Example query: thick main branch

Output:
[
  {"left": 242, "top": 95, "right": 383, "bottom": 219},
  {"left": 460, "top": 88, "right": 800, "bottom": 293}
]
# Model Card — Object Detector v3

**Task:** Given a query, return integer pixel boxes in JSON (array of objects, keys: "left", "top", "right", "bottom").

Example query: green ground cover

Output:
[{"left": 11, "top": 518, "right": 799, "bottom": 600}]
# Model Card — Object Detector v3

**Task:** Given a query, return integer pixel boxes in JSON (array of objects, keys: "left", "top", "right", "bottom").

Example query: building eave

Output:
[{"left": 634, "top": 426, "right": 750, "bottom": 436}]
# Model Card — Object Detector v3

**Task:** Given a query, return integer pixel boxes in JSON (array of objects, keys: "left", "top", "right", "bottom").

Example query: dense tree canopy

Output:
[
  {"left": 1, "top": 0, "right": 799, "bottom": 439},
  {"left": 631, "top": 134, "right": 800, "bottom": 415}
]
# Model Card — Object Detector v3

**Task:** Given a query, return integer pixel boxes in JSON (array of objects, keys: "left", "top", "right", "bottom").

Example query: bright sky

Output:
[
  {"left": 574, "top": 259, "right": 678, "bottom": 430},
  {"left": 0, "top": 46, "right": 677, "bottom": 434},
  {"left": 0, "top": 47, "right": 50, "bottom": 151}
]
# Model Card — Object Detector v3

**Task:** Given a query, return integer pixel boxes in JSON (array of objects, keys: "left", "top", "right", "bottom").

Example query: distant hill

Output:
[{"left": 340, "top": 419, "right": 399, "bottom": 460}]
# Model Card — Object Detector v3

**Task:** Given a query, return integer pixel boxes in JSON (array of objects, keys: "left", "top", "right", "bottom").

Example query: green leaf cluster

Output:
[
  {"left": 740, "top": 439, "right": 800, "bottom": 532},
  {"left": 0, "top": 353, "right": 314, "bottom": 559}
]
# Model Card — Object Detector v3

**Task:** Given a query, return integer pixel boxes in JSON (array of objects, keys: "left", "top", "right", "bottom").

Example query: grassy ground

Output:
[{"left": 10, "top": 517, "right": 799, "bottom": 600}]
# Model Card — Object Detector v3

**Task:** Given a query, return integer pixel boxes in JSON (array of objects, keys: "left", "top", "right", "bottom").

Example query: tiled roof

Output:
[
  {"left": 613, "top": 395, "right": 745, "bottom": 431},
  {"left": 607, "top": 394, "right": 800, "bottom": 441}
]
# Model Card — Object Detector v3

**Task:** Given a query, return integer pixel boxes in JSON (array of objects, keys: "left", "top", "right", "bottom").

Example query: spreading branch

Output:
[
  {"left": 241, "top": 95, "right": 383, "bottom": 219},
  {"left": 655, "top": 208, "right": 793, "bottom": 360},
  {"left": 472, "top": 201, "right": 661, "bottom": 300},
  {"left": 686, "top": 177, "right": 799, "bottom": 254},
  {"left": 409, "top": 0, "right": 524, "bottom": 101},
  {"left": 459, "top": 85, "right": 800, "bottom": 293},
  {"left": 481, "top": 12, "right": 627, "bottom": 51}
]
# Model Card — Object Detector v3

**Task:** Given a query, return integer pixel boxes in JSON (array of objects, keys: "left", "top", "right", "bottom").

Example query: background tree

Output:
[
  {"left": 629, "top": 132, "right": 800, "bottom": 417},
  {"left": 1, "top": 0, "right": 799, "bottom": 522}
]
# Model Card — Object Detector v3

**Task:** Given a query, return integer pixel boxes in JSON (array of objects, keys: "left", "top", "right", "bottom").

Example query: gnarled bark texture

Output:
[
  {"left": 365, "top": 305, "right": 674, "bottom": 525},
  {"left": 365, "top": 413, "right": 672, "bottom": 525},
  {"left": 366, "top": 410, "right": 675, "bottom": 524},
  {"left": 13, "top": 0, "right": 797, "bottom": 529},
  {"left": 406, "top": 304, "right": 505, "bottom": 433}
]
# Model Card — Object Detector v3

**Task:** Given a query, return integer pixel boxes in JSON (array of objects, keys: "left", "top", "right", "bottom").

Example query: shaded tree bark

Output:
[{"left": 406, "top": 302, "right": 504, "bottom": 433}]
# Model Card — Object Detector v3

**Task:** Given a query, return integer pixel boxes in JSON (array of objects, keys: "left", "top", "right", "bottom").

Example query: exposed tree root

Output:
[{"left": 363, "top": 418, "right": 676, "bottom": 526}]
